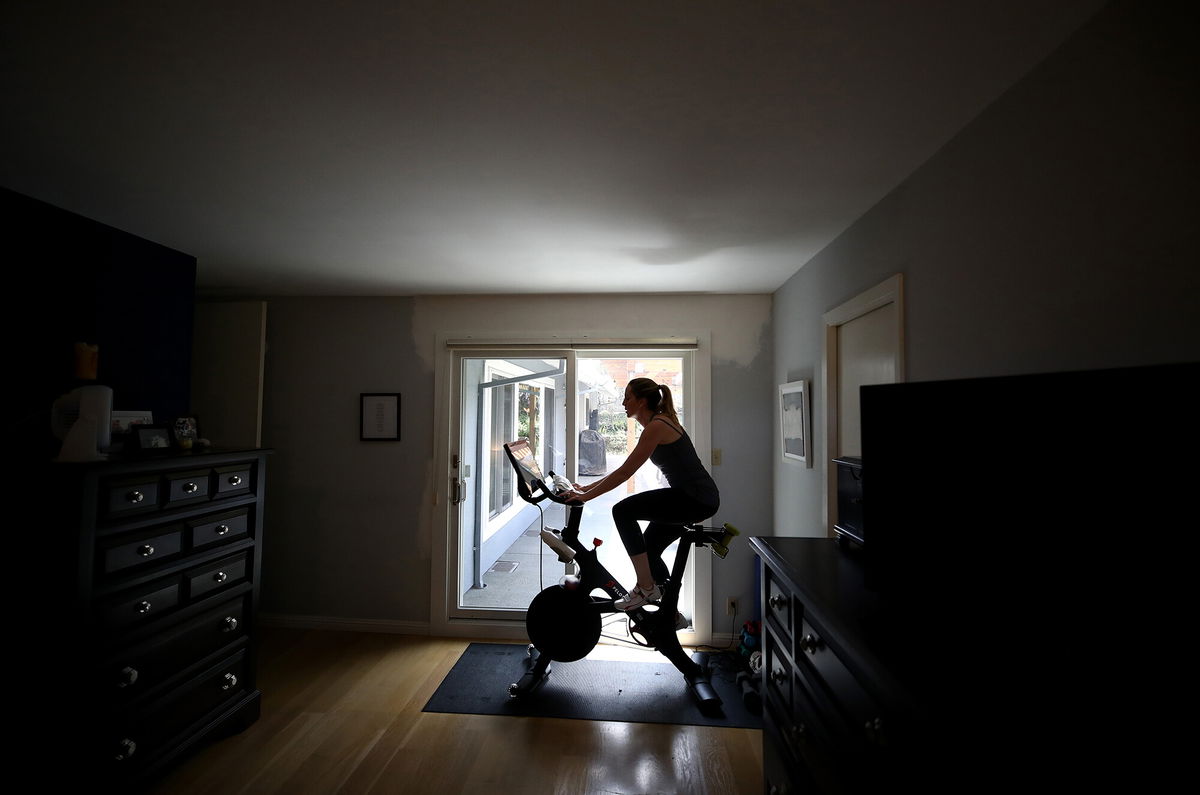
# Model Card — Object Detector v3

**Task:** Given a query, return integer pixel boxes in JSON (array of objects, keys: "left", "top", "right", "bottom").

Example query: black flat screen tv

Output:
[
  {"left": 859, "top": 361, "right": 1199, "bottom": 594},
  {"left": 855, "top": 361, "right": 1199, "bottom": 788}
]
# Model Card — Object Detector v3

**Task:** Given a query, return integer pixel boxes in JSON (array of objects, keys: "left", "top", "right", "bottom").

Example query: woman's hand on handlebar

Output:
[
  {"left": 563, "top": 484, "right": 592, "bottom": 504},
  {"left": 564, "top": 484, "right": 586, "bottom": 501}
]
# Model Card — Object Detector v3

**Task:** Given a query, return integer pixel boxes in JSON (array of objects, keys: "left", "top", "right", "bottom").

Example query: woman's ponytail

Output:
[{"left": 657, "top": 384, "right": 680, "bottom": 425}]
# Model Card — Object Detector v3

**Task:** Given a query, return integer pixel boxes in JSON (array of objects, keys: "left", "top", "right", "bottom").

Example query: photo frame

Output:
[
  {"left": 111, "top": 410, "right": 153, "bottom": 435},
  {"left": 780, "top": 380, "right": 812, "bottom": 467},
  {"left": 361, "top": 393, "right": 401, "bottom": 441},
  {"left": 173, "top": 417, "right": 198, "bottom": 440},
  {"left": 173, "top": 417, "right": 199, "bottom": 449},
  {"left": 108, "top": 410, "right": 154, "bottom": 452},
  {"left": 132, "top": 424, "right": 173, "bottom": 451}
]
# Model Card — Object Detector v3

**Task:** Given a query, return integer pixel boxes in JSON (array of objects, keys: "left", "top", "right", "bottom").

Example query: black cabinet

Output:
[
  {"left": 752, "top": 537, "right": 910, "bottom": 794},
  {"left": 41, "top": 449, "right": 269, "bottom": 787},
  {"left": 750, "top": 534, "right": 1195, "bottom": 793}
]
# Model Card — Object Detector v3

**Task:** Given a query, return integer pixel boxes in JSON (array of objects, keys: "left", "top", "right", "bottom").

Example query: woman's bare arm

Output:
[{"left": 573, "top": 421, "right": 673, "bottom": 502}]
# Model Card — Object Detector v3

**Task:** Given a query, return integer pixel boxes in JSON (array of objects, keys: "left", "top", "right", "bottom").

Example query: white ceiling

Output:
[{"left": 2, "top": 1, "right": 1105, "bottom": 297}]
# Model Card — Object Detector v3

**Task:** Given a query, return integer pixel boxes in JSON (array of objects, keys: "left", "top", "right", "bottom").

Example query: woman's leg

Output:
[
  {"left": 611, "top": 491, "right": 657, "bottom": 560},
  {"left": 643, "top": 522, "right": 685, "bottom": 584},
  {"left": 628, "top": 553, "right": 655, "bottom": 593},
  {"left": 612, "top": 489, "right": 717, "bottom": 587}
]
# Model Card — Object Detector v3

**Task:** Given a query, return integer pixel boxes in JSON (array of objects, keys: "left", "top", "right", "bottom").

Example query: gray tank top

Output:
[{"left": 648, "top": 417, "right": 720, "bottom": 507}]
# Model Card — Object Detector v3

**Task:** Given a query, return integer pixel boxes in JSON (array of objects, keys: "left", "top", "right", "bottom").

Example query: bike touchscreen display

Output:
[{"left": 504, "top": 440, "right": 545, "bottom": 488}]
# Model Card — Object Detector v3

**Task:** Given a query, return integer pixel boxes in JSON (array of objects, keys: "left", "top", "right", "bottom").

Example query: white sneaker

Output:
[
  {"left": 614, "top": 583, "right": 662, "bottom": 611},
  {"left": 540, "top": 530, "right": 575, "bottom": 562}
]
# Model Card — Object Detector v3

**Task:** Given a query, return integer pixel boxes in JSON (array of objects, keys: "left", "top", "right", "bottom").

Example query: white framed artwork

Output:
[
  {"left": 780, "top": 380, "right": 812, "bottom": 467},
  {"left": 361, "top": 392, "right": 401, "bottom": 441}
]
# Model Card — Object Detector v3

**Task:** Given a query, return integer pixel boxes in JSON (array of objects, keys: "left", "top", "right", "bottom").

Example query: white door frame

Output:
[
  {"left": 821, "top": 274, "right": 905, "bottom": 536},
  {"left": 430, "top": 333, "right": 713, "bottom": 643}
]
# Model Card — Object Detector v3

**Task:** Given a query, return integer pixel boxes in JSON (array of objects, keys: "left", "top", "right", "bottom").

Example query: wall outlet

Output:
[
  {"left": 726, "top": 597, "right": 737, "bottom": 616},
  {"left": 712, "top": 448, "right": 723, "bottom": 466}
]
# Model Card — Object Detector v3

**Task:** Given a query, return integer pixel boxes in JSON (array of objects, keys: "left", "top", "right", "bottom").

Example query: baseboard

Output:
[
  {"left": 260, "top": 613, "right": 530, "bottom": 641},
  {"left": 258, "top": 615, "right": 741, "bottom": 648},
  {"left": 710, "top": 631, "right": 738, "bottom": 647},
  {"left": 259, "top": 613, "right": 432, "bottom": 635}
]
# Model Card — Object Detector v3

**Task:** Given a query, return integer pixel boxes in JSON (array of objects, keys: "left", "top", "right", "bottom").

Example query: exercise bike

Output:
[{"left": 502, "top": 439, "right": 740, "bottom": 713}]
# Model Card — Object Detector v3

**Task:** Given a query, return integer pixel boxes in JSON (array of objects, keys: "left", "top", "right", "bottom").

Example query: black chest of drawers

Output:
[
  {"left": 751, "top": 537, "right": 915, "bottom": 795},
  {"left": 37, "top": 448, "right": 270, "bottom": 787},
  {"left": 750, "top": 533, "right": 1200, "bottom": 794}
]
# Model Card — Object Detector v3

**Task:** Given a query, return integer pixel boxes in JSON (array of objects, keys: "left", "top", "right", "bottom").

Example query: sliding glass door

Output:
[
  {"left": 453, "top": 353, "right": 569, "bottom": 614},
  {"left": 449, "top": 348, "right": 697, "bottom": 633},
  {"left": 570, "top": 353, "right": 693, "bottom": 620}
]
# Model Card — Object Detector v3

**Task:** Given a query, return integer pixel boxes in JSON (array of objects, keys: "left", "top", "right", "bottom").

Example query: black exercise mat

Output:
[{"left": 423, "top": 642, "right": 762, "bottom": 729}]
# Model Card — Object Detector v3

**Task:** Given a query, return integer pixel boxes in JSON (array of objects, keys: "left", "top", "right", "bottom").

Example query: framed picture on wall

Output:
[
  {"left": 780, "top": 380, "right": 812, "bottom": 467},
  {"left": 361, "top": 393, "right": 401, "bottom": 441}
]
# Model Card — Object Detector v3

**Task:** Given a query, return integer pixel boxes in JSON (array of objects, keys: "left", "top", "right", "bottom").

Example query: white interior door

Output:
[
  {"left": 823, "top": 275, "right": 905, "bottom": 534},
  {"left": 837, "top": 302, "right": 898, "bottom": 458}
]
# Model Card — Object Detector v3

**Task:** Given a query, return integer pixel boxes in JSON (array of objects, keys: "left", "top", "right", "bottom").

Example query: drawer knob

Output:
[
  {"left": 138, "top": 544, "right": 155, "bottom": 557},
  {"left": 223, "top": 672, "right": 238, "bottom": 690},
  {"left": 214, "top": 571, "right": 228, "bottom": 583},
  {"left": 117, "top": 666, "right": 139, "bottom": 688},
  {"left": 223, "top": 616, "right": 239, "bottom": 632},
  {"left": 229, "top": 474, "right": 243, "bottom": 486},
  {"left": 801, "top": 633, "right": 822, "bottom": 653},
  {"left": 789, "top": 723, "right": 807, "bottom": 743},
  {"left": 127, "top": 490, "right": 145, "bottom": 504},
  {"left": 183, "top": 481, "right": 199, "bottom": 494},
  {"left": 115, "top": 738, "right": 137, "bottom": 761},
  {"left": 215, "top": 524, "right": 231, "bottom": 536},
  {"left": 769, "top": 594, "right": 787, "bottom": 610},
  {"left": 137, "top": 600, "right": 152, "bottom": 614},
  {"left": 771, "top": 668, "right": 788, "bottom": 685}
]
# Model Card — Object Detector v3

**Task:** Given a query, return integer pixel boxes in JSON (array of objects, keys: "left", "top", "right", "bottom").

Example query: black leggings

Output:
[{"left": 611, "top": 489, "right": 719, "bottom": 585}]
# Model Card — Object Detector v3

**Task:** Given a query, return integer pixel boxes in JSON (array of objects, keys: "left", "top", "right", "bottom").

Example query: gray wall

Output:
[
  {"left": 711, "top": 323, "right": 774, "bottom": 628},
  {"left": 774, "top": 0, "right": 1200, "bottom": 536},
  {"left": 259, "top": 297, "right": 434, "bottom": 625},
  {"left": 259, "top": 294, "right": 772, "bottom": 631}
]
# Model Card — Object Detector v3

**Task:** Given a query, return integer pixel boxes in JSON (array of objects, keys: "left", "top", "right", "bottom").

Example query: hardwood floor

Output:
[{"left": 145, "top": 628, "right": 764, "bottom": 794}]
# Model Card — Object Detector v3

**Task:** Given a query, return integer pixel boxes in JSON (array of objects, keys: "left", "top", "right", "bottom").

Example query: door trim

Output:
[
  {"left": 821, "top": 274, "right": 905, "bottom": 536},
  {"left": 430, "top": 333, "right": 713, "bottom": 643}
]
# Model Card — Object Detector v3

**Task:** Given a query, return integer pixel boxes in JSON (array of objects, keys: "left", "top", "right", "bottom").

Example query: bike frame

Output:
[{"left": 503, "top": 441, "right": 738, "bottom": 711}]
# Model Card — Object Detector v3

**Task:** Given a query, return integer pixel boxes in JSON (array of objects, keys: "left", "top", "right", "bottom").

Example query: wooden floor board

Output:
[{"left": 144, "top": 629, "right": 763, "bottom": 794}]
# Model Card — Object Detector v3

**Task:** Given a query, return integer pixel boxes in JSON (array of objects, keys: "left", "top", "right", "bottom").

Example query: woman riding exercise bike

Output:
[{"left": 501, "top": 379, "right": 737, "bottom": 711}]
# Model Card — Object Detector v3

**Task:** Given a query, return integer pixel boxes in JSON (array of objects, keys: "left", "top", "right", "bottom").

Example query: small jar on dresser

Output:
[{"left": 33, "top": 447, "right": 270, "bottom": 787}]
